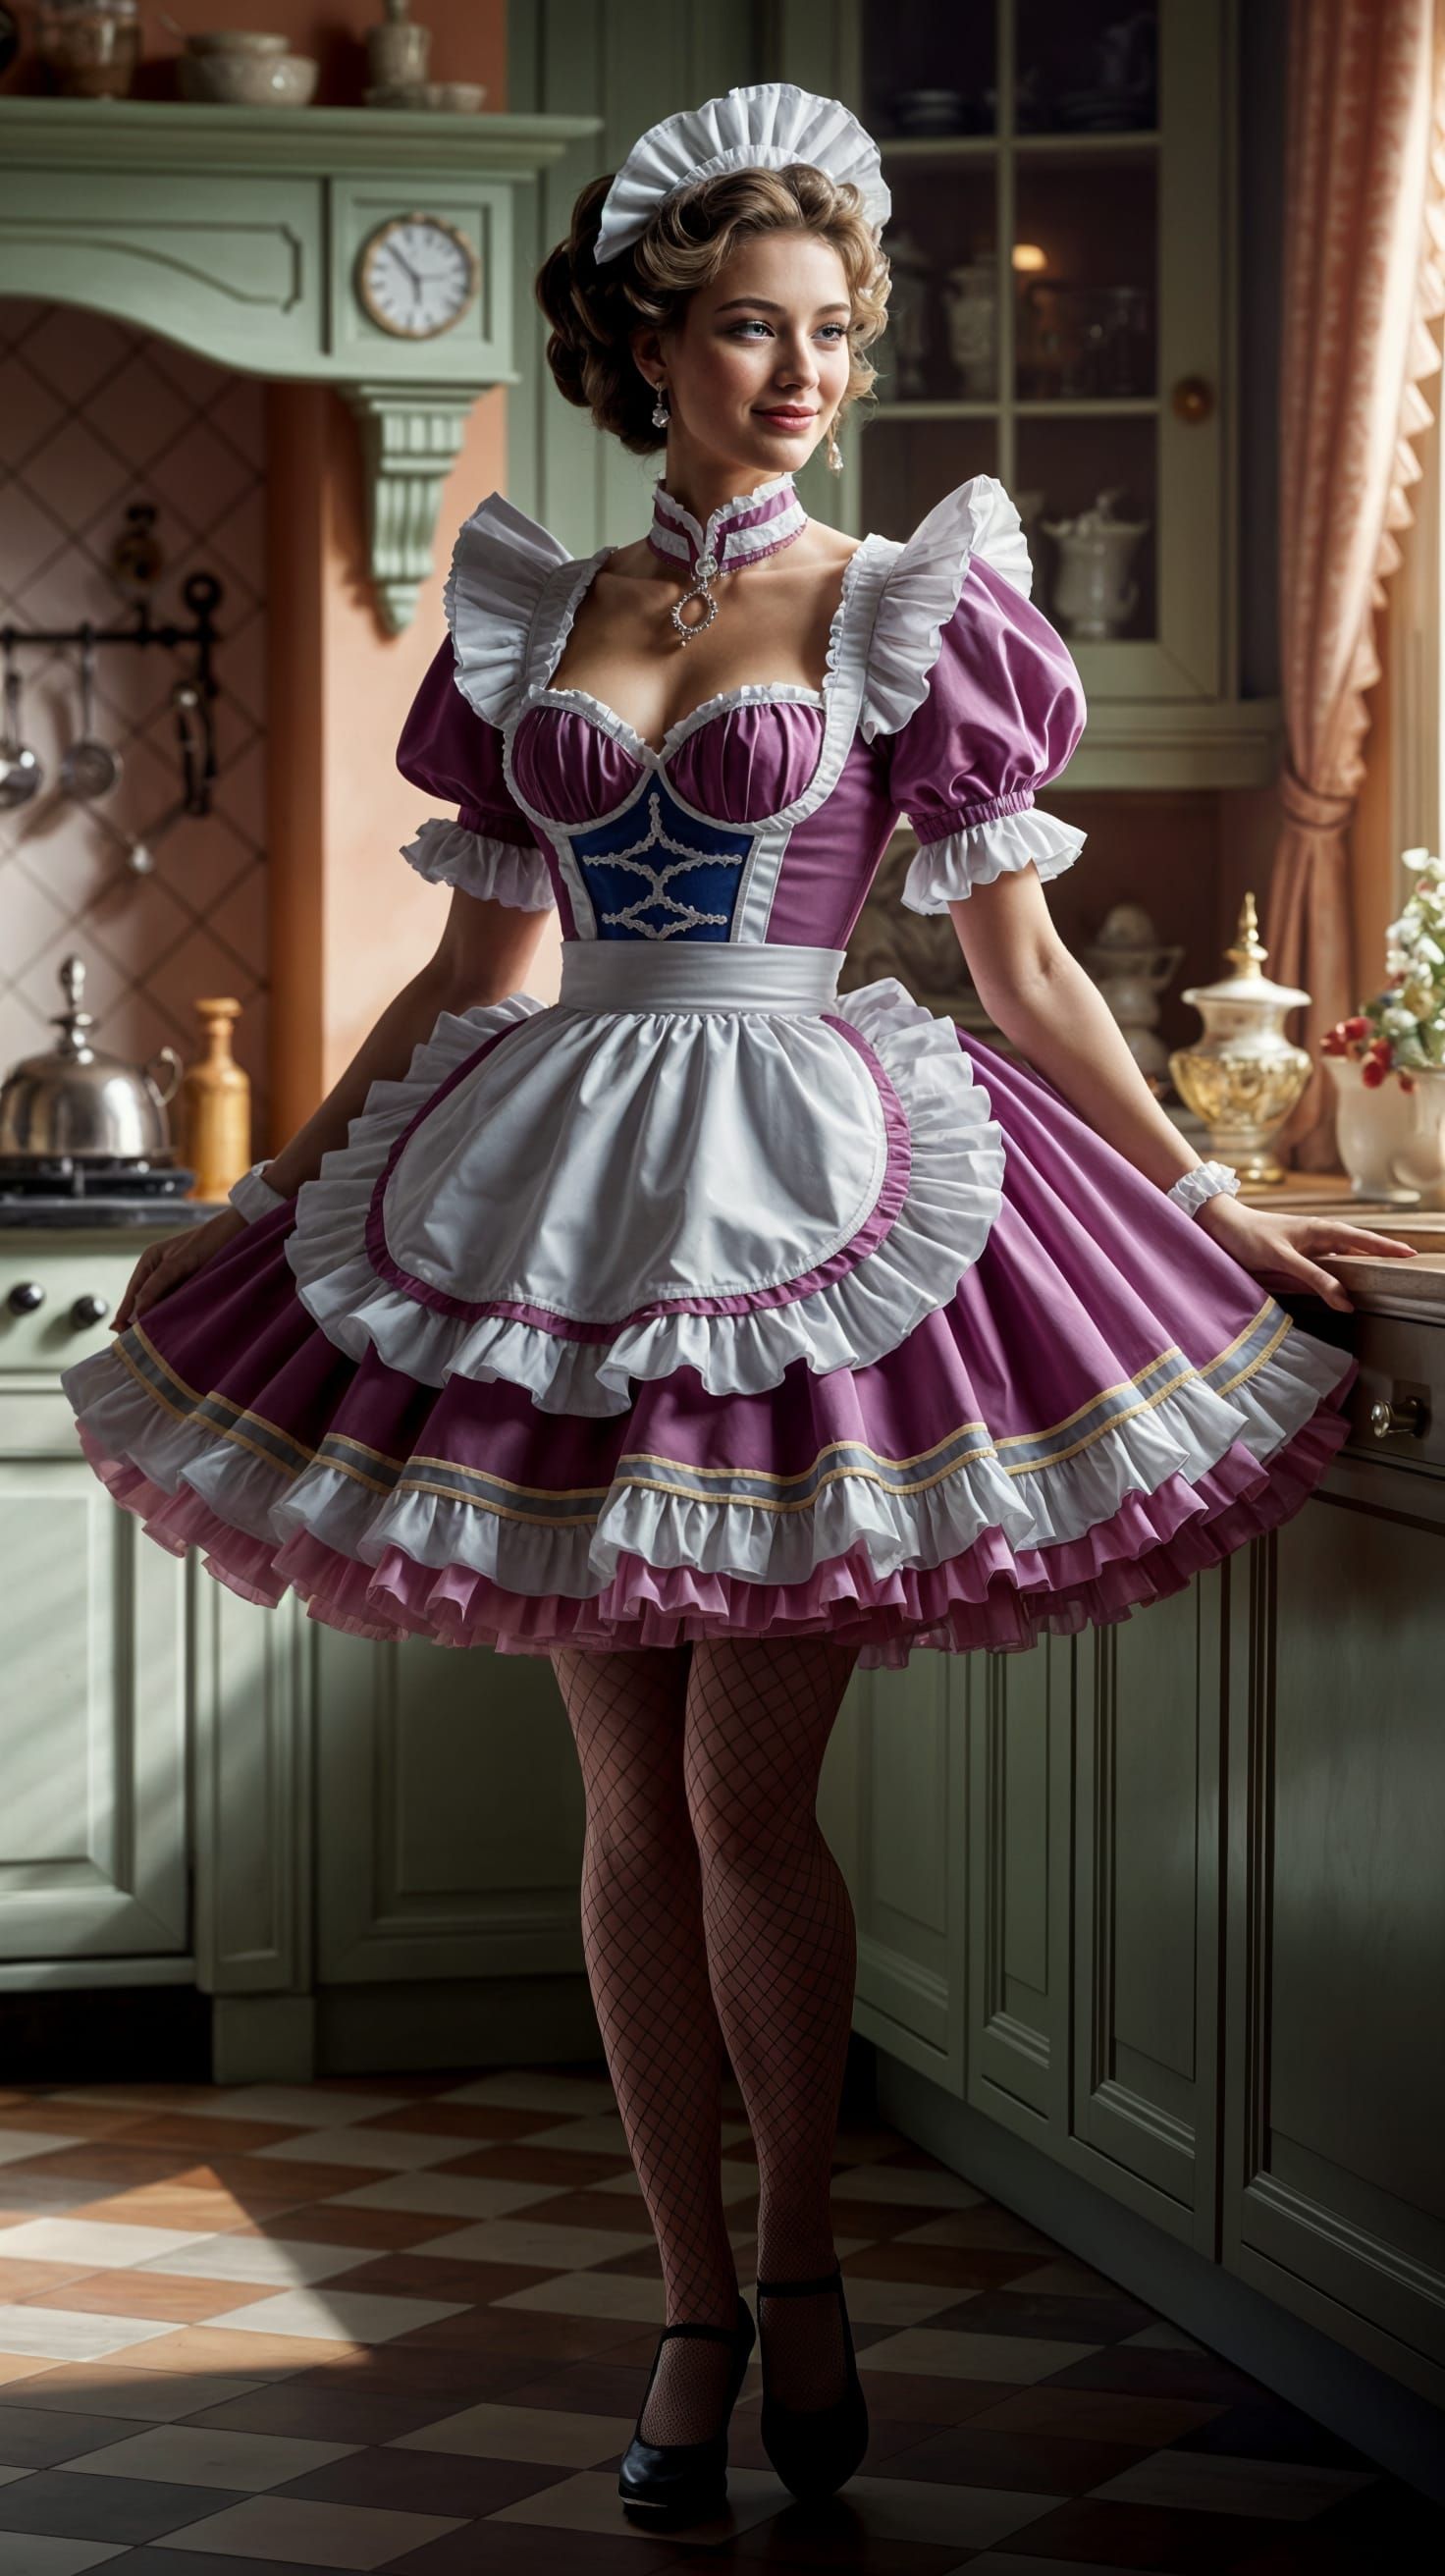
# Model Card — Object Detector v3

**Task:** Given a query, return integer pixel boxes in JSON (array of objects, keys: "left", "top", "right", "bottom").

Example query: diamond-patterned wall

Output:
[{"left": 0, "top": 297, "right": 269, "bottom": 1156}]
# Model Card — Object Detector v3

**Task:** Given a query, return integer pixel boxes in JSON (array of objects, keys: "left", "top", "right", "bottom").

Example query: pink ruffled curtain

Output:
[{"left": 1266, "top": 0, "right": 1445, "bottom": 1167}]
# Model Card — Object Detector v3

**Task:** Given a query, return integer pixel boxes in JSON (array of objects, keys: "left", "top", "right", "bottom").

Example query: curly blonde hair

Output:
[{"left": 536, "top": 162, "right": 890, "bottom": 457}]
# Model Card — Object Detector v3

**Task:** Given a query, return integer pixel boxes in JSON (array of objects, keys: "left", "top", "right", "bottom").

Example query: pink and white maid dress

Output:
[{"left": 60, "top": 471, "right": 1358, "bottom": 1667}]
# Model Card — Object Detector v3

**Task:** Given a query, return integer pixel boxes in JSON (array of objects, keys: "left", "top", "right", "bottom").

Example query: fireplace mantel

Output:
[{"left": 0, "top": 96, "right": 601, "bottom": 630}]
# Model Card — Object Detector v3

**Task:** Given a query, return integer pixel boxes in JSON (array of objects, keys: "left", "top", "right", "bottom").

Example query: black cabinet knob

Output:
[{"left": 7, "top": 1280, "right": 44, "bottom": 1314}]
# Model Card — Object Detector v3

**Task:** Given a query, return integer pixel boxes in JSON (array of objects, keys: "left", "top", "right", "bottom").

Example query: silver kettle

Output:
[{"left": 0, "top": 954, "right": 184, "bottom": 1161}]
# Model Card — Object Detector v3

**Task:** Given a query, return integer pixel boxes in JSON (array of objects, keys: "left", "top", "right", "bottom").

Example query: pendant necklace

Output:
[{"left": 647, "top": 470, "right": 809, "bottom": 646}]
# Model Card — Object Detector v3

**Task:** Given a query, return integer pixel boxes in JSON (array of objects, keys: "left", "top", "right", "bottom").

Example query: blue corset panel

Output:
[{"left": 566, "top": 776, "right": 756, "bottom": 941}]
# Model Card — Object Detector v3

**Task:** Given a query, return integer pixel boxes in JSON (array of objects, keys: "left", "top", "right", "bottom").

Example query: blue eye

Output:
[{"left": 725, "top": 320, "right": 849, "bottom": 341}]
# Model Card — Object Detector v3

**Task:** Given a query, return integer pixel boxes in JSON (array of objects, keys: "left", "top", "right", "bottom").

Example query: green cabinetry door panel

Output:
[
  {"left": 1071, "top": 1581, "right": 1221, "bottom": 2249},
  {"left": 964, "top": 1637, "right": 1071, "bottom": 2140},
  {"left": 4, "top": 169, "right": 325, "bottom": 370},
  {"left": 313, "top": 1627, "right": 587, "bottom": 1987},
  {"left": 0, "top": 1235, "right": 187, "bottom": 1971},
  {"left": 955, "top": 1591, "right": 1219, "bottom": 2244},
  {"left": 191, "top": 1575, "right": 313, "bottom": 2000},
  {"left": 0, "top": 1370, "right": 187, "bottom": 1963},
  {"left": 838, "top": 1653, "right": 967, "bottom": 2093},
  {"left": 1224, "top": 1456, "right": 1445, "bottom": 2409},
  {"left": 0, "top": 1431, "right": 187, "bottom": 1964}
]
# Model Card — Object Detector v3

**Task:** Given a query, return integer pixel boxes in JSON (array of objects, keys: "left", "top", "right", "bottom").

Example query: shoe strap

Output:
[
  {"left": 659, "top": 2311, "right": 748, "bottom": 2345},
  {"left": 755, "top": 2265, "right": 841, "bottom": 2297}
]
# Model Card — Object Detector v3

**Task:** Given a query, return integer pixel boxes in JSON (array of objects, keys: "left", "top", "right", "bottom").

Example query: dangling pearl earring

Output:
[
  {"left": 826, "top": 420, "right": 843, "bottom": 474},
  {"left": 651, "top": 382, "right": 669, "bottom": 428}
]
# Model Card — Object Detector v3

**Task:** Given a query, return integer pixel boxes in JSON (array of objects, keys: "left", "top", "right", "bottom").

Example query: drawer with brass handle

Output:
[{"left": 1340, "top": 1312, "right": 1442, "bottom": 1472}]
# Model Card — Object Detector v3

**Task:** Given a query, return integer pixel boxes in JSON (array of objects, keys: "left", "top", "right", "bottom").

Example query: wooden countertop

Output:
[{"left": 1237, "top": 1174, "right": 1445, "bottom": 1319}]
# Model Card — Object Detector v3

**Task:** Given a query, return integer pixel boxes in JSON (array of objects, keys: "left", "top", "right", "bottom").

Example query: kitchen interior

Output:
[{"left": 1, "top": 0, "right": 1443, "bottom": 2565}]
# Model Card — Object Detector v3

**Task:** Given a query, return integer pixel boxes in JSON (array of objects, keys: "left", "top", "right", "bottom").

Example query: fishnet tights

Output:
[{"left": 551, "top": 1635, "right": 859, "bottom": 2447}]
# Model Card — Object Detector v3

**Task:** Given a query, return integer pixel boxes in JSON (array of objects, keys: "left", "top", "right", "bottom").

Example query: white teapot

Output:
[{"left": 1042, "top": 486, "right": 1150, "bottom": 639}]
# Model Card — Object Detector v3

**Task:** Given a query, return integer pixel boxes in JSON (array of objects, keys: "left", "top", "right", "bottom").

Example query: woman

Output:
[{"left": 62, "top": 80, "right": 1415, "bottom": 2534}]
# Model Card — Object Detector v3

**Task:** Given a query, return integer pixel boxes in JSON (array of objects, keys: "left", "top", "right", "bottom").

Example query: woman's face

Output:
[{"left": 642, "top": 230, "right": 854, "bottom": 485}]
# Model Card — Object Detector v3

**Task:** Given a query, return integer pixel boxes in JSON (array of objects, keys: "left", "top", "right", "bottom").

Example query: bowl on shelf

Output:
[
  {"left": 362, "top": 80, "right": 488, "bottom": 112},
  {"left": 179, "top": 49, "right": 318, "bottom": 105}
]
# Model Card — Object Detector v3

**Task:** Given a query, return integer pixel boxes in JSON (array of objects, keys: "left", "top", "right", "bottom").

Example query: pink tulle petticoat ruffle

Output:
[{"left": 77, "top": 1390, "right": 1352, "bottom": 1671}]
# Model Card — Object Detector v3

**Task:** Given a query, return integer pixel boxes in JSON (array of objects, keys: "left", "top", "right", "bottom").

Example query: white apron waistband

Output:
[{"left": 557, "top": 939, "right": 847, "bottom": 1014}]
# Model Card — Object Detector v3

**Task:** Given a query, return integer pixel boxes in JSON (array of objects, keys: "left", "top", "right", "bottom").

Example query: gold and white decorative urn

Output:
[{"left": 1167, "top": 893, "right": 1311, "bottom": 1183}]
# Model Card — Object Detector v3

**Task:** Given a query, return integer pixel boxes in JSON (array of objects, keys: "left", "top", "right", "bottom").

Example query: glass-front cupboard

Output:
[{"left": 781, "top": 0, "right": 1273, "bottom": 785}]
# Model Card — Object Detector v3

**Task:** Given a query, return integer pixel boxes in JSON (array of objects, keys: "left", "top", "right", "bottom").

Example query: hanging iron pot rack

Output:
[{"left": 0, "top": 549, "right": 225, "bottom": 822}]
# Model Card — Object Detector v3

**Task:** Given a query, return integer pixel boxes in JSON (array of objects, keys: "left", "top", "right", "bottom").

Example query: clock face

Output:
[{"left": 358, "top": 215, "right": 478, "bottom": 340}]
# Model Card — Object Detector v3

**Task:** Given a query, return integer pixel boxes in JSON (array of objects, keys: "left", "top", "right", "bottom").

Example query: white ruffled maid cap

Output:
[{"left": 592, "top": 80, "right": 891, "bottom": 267}]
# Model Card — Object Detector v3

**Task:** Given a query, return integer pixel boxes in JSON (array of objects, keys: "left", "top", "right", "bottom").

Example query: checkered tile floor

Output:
[{"left": 0, "top": 2062, "right": 1438, "bottom": 2571}]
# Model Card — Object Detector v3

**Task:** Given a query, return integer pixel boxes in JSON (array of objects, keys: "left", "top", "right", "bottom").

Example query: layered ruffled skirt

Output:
[{"left": 60, "top": 941, "right": 1358, "bottom": 1669}]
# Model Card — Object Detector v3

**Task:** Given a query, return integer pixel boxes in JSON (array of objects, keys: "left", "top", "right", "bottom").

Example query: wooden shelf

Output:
[{"left": 877, "top": 130, "right": 1159, "bottom": 163}]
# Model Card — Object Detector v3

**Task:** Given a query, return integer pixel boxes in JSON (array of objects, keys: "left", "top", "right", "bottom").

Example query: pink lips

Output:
[{"left": 758, "top": 408, "right": 818, "bottom": 427}]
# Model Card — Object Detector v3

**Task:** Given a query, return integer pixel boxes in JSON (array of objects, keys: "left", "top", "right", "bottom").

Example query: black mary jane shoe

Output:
[
  {"left": 616, "top": 2288, "right": 756, "bottom": 2524},
  {"left": 756, "top": 2260, "right": 870, "bottom": 2502}
]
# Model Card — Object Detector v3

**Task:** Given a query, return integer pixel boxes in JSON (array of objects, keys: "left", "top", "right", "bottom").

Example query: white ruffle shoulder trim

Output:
[
  {"left": 401, "top": 816, "right": 556, "bottom": 911},
  {"left": 282, "top": 979, "right": 1008, "bottom": 1418},
  {"left": 902, "top": 808, "right": 1088, "bottom": 913},
  {"left": 443, "top": 490, "right": 572, "bottom": 729},
  {"left": 861, "top": 473, "right": 1035, "bottom": 745}
]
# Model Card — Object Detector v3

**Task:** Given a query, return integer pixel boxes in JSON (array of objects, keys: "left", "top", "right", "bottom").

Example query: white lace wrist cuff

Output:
[
  {"left": 1166, "top": 1159, "right": 1242, "bottom": 1218},
  {"left": 227, "top": 1159, "right": 289, "bottom": 1222}
]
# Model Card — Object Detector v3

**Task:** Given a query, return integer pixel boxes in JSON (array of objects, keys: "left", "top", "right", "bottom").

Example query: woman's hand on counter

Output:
[
  {"left": 1192, "top": 1195, "right": 1419, "bottom": 1313},
  {"left": 113, "top": 1208, "right": 250, "bottom": 1332}
]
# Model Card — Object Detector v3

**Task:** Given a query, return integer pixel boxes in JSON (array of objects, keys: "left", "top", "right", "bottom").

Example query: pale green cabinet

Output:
[
  {"left": 0, "top": 1237, "right": 189, "bottom": 1969},
  {"left": 823, "top": 1652, "right": 967, "bottom": 2092},
  {"left": 963, "top": 1638, "right": 1072, "bottom": 2142},
  {"left": 844, "top": 1295, "right": 1445, "bottom": 2424},
  {"left": 1223, "top": 1435, "right": 1445, "bottom": 2410},
  {"left": 1069, "top": 1579, "right": 1222, "bottom": 2252},
  {"left": 840, "top": 1598, "right": 1220, "bottom": 2252},
  {"left": 775, "top": 0, "right": 1275, "bottom": 786},
  {"left": 0, "top": 1225, "right": 594, "bottom": 2077},
  {"left": 313, "top": 1626, "right": 584, "bottom": 1989}
]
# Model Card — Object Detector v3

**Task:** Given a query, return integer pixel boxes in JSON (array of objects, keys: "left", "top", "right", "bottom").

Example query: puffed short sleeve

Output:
[
  {"left": 861, "top": 475, "right": 1088, "bottom": 913},
  {"left": 393, "top": 490, "right": 572, "bottom": 911}
]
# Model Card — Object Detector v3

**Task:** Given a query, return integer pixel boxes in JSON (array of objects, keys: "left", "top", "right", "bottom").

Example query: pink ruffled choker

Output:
[{"left": 647, "top": 470, "right": 808, "bottom": 643}]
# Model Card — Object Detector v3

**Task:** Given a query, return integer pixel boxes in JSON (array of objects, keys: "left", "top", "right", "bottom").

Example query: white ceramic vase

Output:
[
  {"left": 1385, "top": 1062, "right": 1445, "bottom": 1208},
  {"left": 1322, "top": 1052, "right": 1422, "bottom": 1202}
]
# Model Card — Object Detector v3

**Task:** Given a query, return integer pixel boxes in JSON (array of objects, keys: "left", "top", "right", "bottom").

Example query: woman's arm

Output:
[
  {"left": 947, "top": 868, "right": 1418, "bottom": 1313},
  {"left": 260, "top": 888, "right": 553, "bottom": 1199}
]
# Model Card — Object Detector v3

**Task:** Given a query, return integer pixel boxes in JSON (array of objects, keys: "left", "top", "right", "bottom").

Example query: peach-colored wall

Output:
[{"left": 265, "top": 375, "right": 538, "bottom": 1143}]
